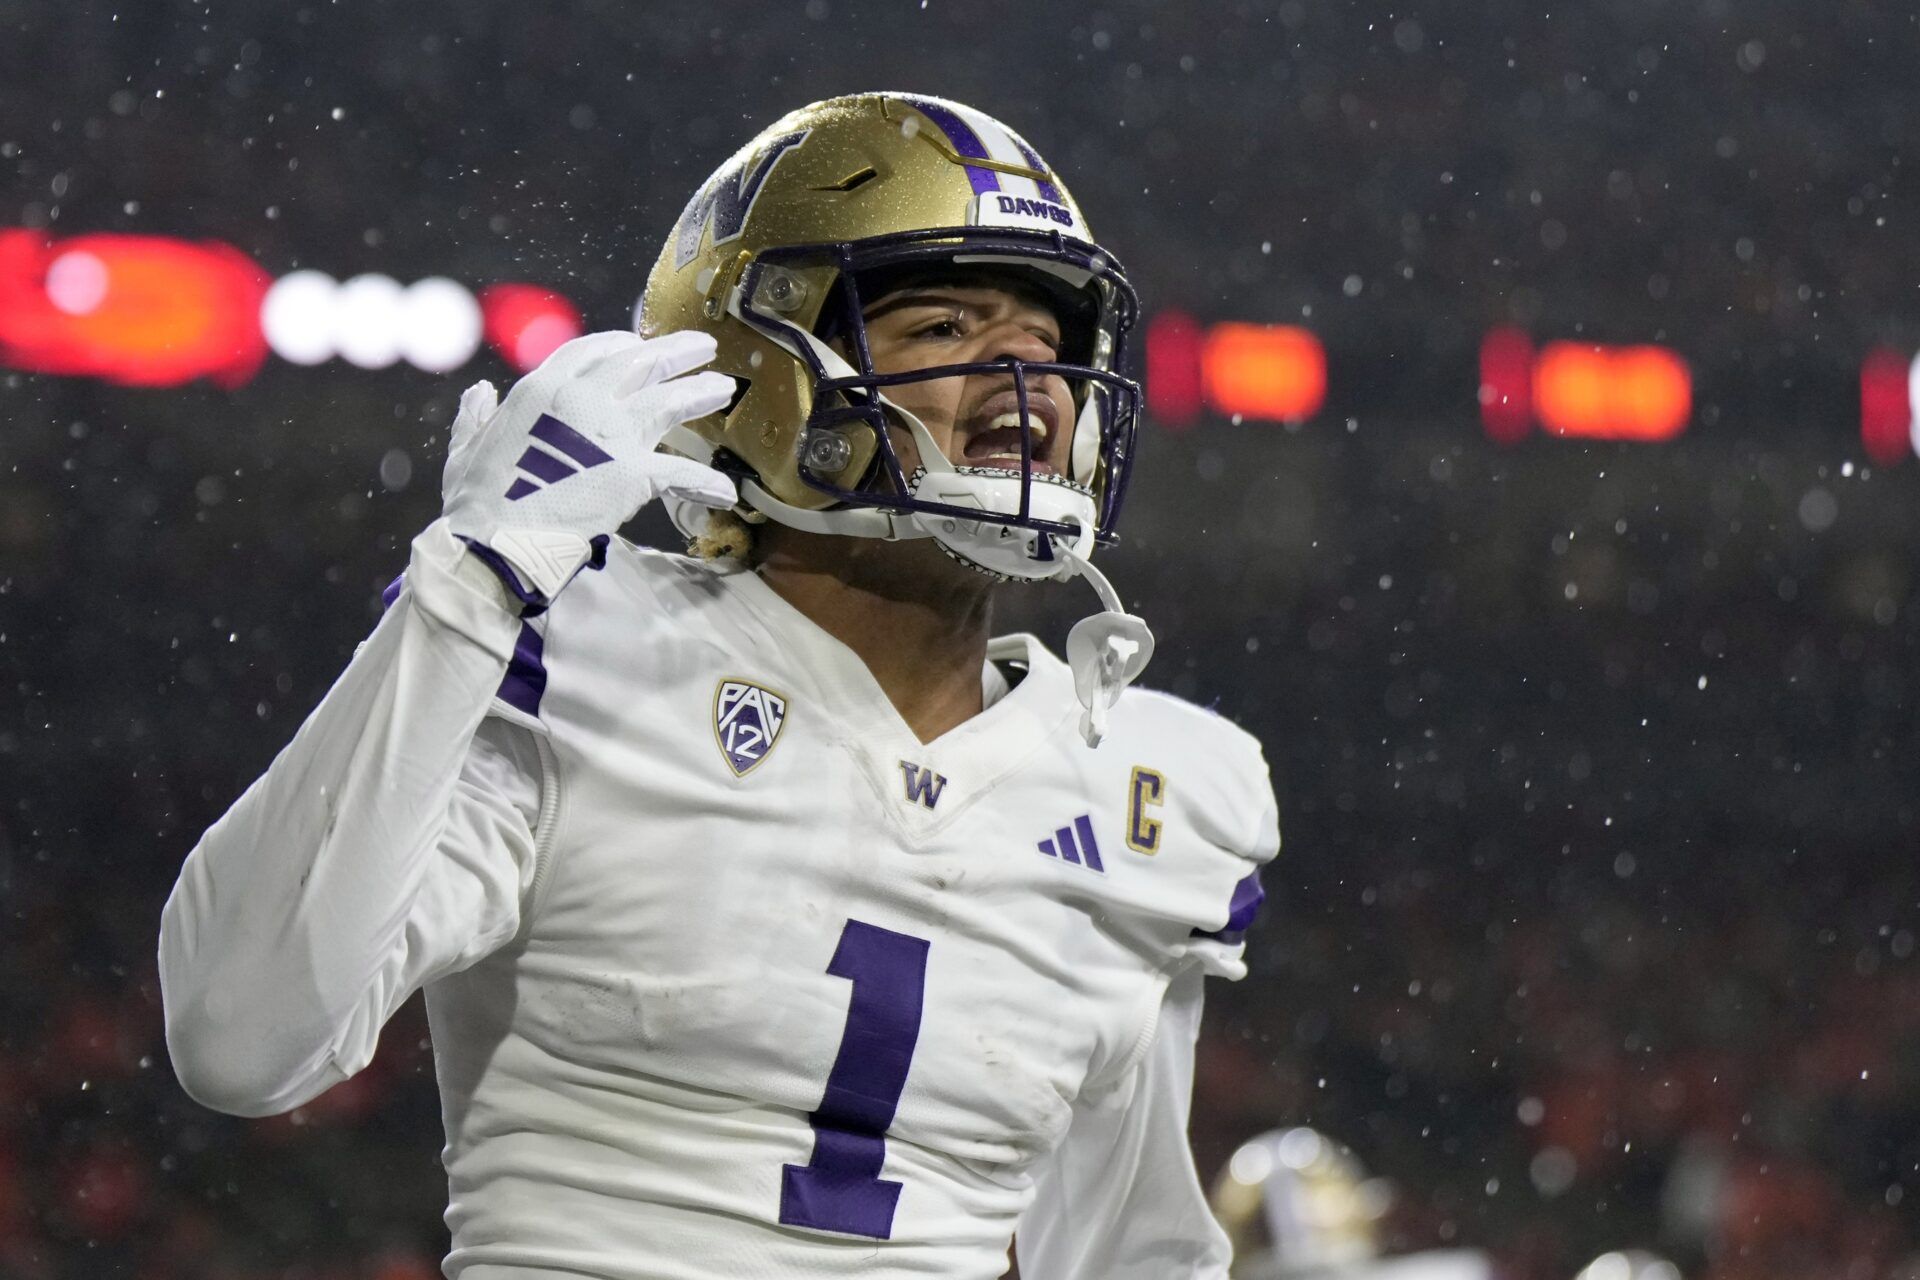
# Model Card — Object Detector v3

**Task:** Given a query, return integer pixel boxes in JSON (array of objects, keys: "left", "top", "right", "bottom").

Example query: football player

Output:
[
  {"left": 1570, "top": 1253, "right": 1683, "bottom": 1280},
  {"left": 159, "top": 93, "right": 1279, "bottom": 1279},
  {"left": 1211, "top": 1127, "right": 1495, "bottom": 1280}
]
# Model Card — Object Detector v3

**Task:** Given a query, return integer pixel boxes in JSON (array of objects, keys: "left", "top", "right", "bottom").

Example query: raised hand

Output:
[{"left": 441, "top": 330, "right": 737, "bottom": 608}]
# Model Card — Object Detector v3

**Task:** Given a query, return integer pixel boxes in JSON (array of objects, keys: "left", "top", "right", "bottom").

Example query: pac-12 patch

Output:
[{"left": 713, "top": 679, "right": 788, "bottom": 777}]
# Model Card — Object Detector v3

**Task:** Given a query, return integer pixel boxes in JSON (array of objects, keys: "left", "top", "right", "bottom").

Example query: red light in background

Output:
[
  {"left": 1201, "top": 323, "right": 1326, "bottom": 423},
  {"left": 1478, "top": 326, "right": 1534, "bottom": 444},
  {"left": 1859, "top": 347, "right": 1912, "bottom": 466},
  {"left": 1144, "top": 314, "right": 1324, "bottom": 427},
  {"left": 0, "top": 229, "right": 270, "bottom": 387},
  {"left": 0, "top": 226, "right": 590, "bottom": 386},
  {"left": 480, "top": 284, "right": 584, "bottom": 373},
  {"left": 1144, "top": 310, "right": 1205, "bottom": 430},
  {"left": 1608, "top": 347, "right": 1692, "bottom": 440},
  {"left": 0, "top": 227, "right": 1881, "bottom": 477},
  {"left": 1533, "top": 342, "right": 1690, "bottom": 441},
  {"left": 1482, "top": 330, "right": 1690, "bottom": 442}
]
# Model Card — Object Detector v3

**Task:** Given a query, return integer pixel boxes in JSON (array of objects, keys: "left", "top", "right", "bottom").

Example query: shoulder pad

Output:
[{"left": 1094, "top": 686, "right": 1281, "bottom": 979}]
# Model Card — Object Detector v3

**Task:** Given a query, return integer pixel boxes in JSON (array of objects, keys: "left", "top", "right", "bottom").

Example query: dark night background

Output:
[{"left": 3, "top": 2, "right": 1918, "bottom": 1277}]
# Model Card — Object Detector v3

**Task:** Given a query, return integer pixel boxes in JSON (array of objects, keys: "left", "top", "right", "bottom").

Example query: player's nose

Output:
[
  {"left": 980, "top": 319, "right": 1058, "bottom": 366},
  {"left": 978, "top": 324, "right": 1070, "bottom": 409}
]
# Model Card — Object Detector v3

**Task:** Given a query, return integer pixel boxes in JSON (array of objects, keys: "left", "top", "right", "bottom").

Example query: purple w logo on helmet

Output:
[{"left": 673, "top": 130, "right": 809, "bottom": 270}]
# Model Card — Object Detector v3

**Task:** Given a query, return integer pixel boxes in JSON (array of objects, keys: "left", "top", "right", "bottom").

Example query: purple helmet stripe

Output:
[
  {"left": 514, "top": 444, "right": 577, "bottom": 486},
  {"left": 496, "top": 621, "right": 548, "bottom": 716},
  {"left": 1011, "top": 137, "right": 1065, "bottom": 204},
  {"left": 530, "top": 413, "right": 614, "bottom": 469},
  {"left": 898, "top": 96, "right": 1001, "bottom": 196}
]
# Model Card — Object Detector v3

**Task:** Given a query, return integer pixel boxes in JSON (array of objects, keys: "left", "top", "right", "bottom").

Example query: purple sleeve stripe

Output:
[
  {"left": 530, "top": 413, "right": 614, "bottom": 468},
  {"left": 897, "top": 97, "right": 1001, "bottom": 196},
  {"left": 514, "top": 444, "right": 577, "bottom": 485},
  {"left": 1193, "top": 870, "right": 1267, "bottom": 943},
  {"left": 452, "top": 534, "right": 607, "bottom": 619},
  {"left": 1223, "top": 870, "right": 1266, "bottom": 933},
  {"left": 455, "top": 537, "right": 549, "bottom": 614},
  {"left": 504, "top": 477, "right": 540, "bottom": 501},
  {"left": 381, "top": 573, "right": 405, "bottom": 611},
  {"left": 1191, "top": 927, "right": 1247, "bottom": 947},
  {"left": 496, "top": 621, "right": 547, "bottom": 716},
  {"left": 1012, "top": 137, "right": 1065, "bottom": 203}
]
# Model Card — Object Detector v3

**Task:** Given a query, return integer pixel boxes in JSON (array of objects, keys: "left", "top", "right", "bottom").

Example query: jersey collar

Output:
[{"left": 717, "top": 563, "right": 1080, "bottom": 834}]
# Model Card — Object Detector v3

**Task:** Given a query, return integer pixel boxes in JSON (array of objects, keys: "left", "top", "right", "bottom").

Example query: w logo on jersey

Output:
[
  {"left": 714, "top": 680, "right": 788, "bottom": 777},
  {"left": 899, "top": 762, "right": 948, "bottom": 810},
  {"left": 504, "top": 414, "right": 614, "bottom": 501},
  {"left": 673, "top": 130, "right": 808, "bottom": 269}
]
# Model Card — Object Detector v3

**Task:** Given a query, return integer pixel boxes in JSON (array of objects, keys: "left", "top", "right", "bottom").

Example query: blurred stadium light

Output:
[
  {"left": 1858, "top": 346, "right": 1918, "bottom": 465},
  {"left": 1479, "top": 327, "right": 1692, "bottom": 444},
  {"left": 1200, "top": 322, "right": 1327, "bottom": 424},
  {"left": 14, "top": 227, "right": 1920, "bottom": 475},
  {"left": 1145, "top": 310, "right": 1326, "bottom": 427},
  {"left": 0, "top": 227, "right": 581, "bottom": 382},
  {"left": 0, "top": 228, "right": 269, "bottom": 387}
]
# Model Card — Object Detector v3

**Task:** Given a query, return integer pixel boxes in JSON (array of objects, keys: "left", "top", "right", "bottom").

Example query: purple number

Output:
[{"left": 779, "top": 919, "right": 930, "bottom": 1238}]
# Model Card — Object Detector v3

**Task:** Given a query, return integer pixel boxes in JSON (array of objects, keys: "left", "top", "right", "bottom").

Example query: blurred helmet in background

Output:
[
  {"left": 1212, "top": 1127, "right": 1392, "bottom": 1277},
  {"left": 1571, "top": 1250, "right": 1684, "bottom": 1280},
  {"left": 639, "top": 92, "right": 1141, "bottom": 578}
]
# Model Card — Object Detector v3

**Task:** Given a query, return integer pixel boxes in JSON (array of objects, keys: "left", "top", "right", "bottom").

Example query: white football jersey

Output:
[{"left": 159, "top": 521, "right": 1280, "bottom": 1280}]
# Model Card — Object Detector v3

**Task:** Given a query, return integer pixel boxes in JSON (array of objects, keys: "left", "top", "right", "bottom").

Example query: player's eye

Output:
[{"left": 909, "top": 314, "right": 967, "bottom": 341}]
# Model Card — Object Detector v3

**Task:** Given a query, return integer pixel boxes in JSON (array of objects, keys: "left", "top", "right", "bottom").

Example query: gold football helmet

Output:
[
  {"left": 1571, "top": 1253, "right": 1683, "bottom": 1280},
  {"left": 1213, "top": 1128, "right": 1392, "bottom": 1278},
  {"left": 637, "top": 92, "right": 1141, "bottom": 582}
]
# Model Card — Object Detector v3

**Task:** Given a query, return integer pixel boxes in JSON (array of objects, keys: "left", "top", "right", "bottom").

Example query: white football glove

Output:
[{"left": 441, "top": 330, "right": 738, "bottom": 609}]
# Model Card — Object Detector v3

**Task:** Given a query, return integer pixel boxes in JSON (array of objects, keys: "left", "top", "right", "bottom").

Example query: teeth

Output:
[{"left": 987, "top": 411, "right": 1048, "bottom": 439}]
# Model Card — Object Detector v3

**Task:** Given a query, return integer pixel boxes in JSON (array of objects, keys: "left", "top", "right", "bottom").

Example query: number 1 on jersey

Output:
[{"left": 779, "top": 919, "right": 930, "bottom": 1239}]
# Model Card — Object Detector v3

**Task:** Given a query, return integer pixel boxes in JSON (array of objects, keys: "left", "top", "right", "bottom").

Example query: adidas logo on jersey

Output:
[
  {"left": 899, "top": 762, "right": 948, "bottom": 810},
  {"left": 714, "top": 679, "right": 787, "bottom": 777},
  {"left": 504, "top": 413, "right": 615, "bottom": 501},
  {"left": 1037, "top": 815, "right": 1105, "bottom": 873}
]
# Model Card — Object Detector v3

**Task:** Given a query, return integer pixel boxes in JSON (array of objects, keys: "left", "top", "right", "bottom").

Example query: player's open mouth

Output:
[{"left": 962, "top": 393, "right": 1059, "bottom": 474}]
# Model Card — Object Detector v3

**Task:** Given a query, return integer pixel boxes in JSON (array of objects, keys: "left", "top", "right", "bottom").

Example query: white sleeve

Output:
[
  {"left": 158, "top": 519, "right": 546, "bottom": 1118},
  {"left": 1014, "top": 965, "right": 1232, "bottom": 1280}
]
